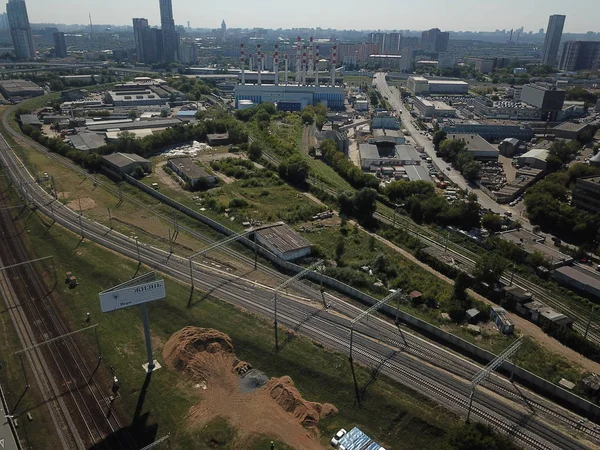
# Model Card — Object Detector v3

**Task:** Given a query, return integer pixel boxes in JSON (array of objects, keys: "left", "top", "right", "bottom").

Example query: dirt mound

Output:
[
  {"left": 264, "top": 376, "right": 338, "bottom": 429},
  {"left": 162, "top": 327, "right": 336, "bottom": 449}
]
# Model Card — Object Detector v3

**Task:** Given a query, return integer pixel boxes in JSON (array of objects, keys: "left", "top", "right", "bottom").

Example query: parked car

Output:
[{"left": 331, "top": 429, "right": 347, "bottom": 448}]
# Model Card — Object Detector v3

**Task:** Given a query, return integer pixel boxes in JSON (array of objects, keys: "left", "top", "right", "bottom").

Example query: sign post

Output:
[{"left": 99, "top": 272, "right": 165, "bottom": 373}]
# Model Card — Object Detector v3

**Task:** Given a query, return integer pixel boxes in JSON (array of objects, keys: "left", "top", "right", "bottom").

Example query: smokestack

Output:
[
  {"left": 309, "top": 37, "right": 314, "bottom": 79},
  {"left": 257, "top": 44, "right": 262, "bottom": 86},
  {"left": 274, "top": 45, "right": 279, "bottom": 86},
  {"left": 249, "top": 53, "right": 253, "bottom": 71},
  {"left": 295, "top": 36, "right": 302, "bottom": 84},
  {"left": 331, "top": 44, "right": 338, "bottom": 87},
  {"left": 315, "top": 46, "right": 320, "bottom": 87},
  {"left": 240, "top": 43, "right": 246, "bottom": 85},
  {"left": 284, "top": 54, "right": 289, "bottom": 85},
  {"left": 302, "top": 49, "right": 307, "bottom": 86}
]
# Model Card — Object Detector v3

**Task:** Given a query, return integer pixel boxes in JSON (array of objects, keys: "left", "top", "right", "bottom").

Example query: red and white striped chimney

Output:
[
  {"left": 295, "top": 36, "right": 302, "bottom": 83},
  {"left": 315, "top": 45, "right": 320, "bottom": 86},
  {"left": 274, "top": 44, "right": 279, "bottom": 86},
  {"left": 309, "top": 37, "right": 314, "bottom": 79},
  {"left": 331, "top": 44, "right": 338, "bottom": 87},
  {"left": 302, "top": 49, "right": 307, "bottom": 86},
  {"left": 284, "top": 53, "right": 289, "bottom": 85},
  {"left": 240, "top": 43, "right": 246, "bottom": 85},
  {"left": 257, "top": 44, "right": 262, "bottom": 86}
]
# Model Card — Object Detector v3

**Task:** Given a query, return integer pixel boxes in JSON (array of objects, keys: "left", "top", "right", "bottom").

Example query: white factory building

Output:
[
  {"left": 407, "top": 76, "right": 469, "bottom": 96},
  {"left": 234, "top": 37, "right": 344, "bottom": 111},
  {"left": 235, "top": 84, "right": 345, "bottom": 111},
  {"left": 413, "top": 96, "right": 457, "bottom": 119}
]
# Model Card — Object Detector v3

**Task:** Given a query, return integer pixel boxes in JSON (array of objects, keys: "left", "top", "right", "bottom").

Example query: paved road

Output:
[
  {"left": 373, "top": 73, "right": 506, "bottom": 215},
  {"left": 0, "top": 123, "right": 598, "bottom": 448}
]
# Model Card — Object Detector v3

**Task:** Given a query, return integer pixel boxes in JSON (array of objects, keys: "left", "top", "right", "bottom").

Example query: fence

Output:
[{"left": 125, "top": 174, "right": 600, "bottom": 419}]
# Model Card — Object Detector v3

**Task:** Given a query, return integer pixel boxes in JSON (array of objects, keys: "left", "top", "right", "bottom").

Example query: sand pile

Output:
[
  {"left": 264, "top": 376, "right": 338, "bottom": 429},
  {"left": 162, "top": 327, "right": 337, "bottom": 447}
]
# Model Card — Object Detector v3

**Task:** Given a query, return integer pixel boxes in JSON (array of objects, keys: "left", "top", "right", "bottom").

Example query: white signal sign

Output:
[{"left": 99, "top": 279, "right": 165, "bottom": 313}]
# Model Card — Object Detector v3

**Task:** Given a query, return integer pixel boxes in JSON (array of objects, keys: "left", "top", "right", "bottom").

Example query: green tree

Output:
[
  {"left": 481, "top": 213, "right": 503, "bottom": 233},
  {"left": 247, "top": 142, "right": 262, "bottom": 161},
  {"left": 432, "top": 130, "right": 447, "bottom": 150},
  {"left": 448, "top": 423, "right": 519, "bottom": 450},
  {"left": 474, "top": 254, "right": 507, "bottom": 285},
  {"left": 279, "top": 155, "right": 309, "bottom": 186},
  {"left": 335, "top": 236, "right": 346, "bottom": 262}
]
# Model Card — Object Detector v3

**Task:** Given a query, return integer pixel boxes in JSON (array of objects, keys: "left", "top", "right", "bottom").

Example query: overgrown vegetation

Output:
[{"left": 320, "top": 139, "right": 379, "bottom": 190}]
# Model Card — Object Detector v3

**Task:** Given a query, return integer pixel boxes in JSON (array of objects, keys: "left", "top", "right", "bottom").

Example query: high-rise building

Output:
[
  {"left": 53, "top": 31, "right": 67, "bottom": 58},
  {"left": 133, "top": 18, "right": 164, "bottom": 64},
  {"left": 368, "top": 32, "right": 402, "bottom": 55},
  {"left": 221, "top": 20, "right": 226, "bottom": 36},
  {"left": 421, "top": 28, "right": 449, "bottom": 52},
  {"left": 179, "top": 39, "right": 197, "bottom": 64},
  {"left": 6, "top": 0, "right": 35, "bottom": 60},
  {"left": 541, "top": 14, "right": 566, "bottom": 67},
  {"left": 558, "top": 41, "right": 600, "bottom": 72},
  {"left": 159, "top": 0, "right": 178, "bottom": 62},
  {"left": 0, "top": 12, "right": 8, "bottom": 30}
]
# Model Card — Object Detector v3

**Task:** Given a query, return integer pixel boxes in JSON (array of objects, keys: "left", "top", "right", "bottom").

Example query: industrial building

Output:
[
  {"left": 552, "top": 122, "right": 594, "bottom": 140},
  {"left": 254, "top": 223, "right": 312, "bottom": 261},
  {"left": 407, "top": 76, "right": 469, "bottom": 95},
  {"left": 498, "top": 138, "right": 526, "bottom": 157},
  {"left": 413, "top": 97, "right": 456, "bottom": 119},
  {"left": 68, "top": 132, "right": 106, "bottom": 152},
  {"left": 0, "top": 79, "right": 43, "bottom": 99},
  {"left": 520, "top": 83, "right": 566, "bottom": 121},
  {"left": 472, "top": 97, "right": 542, "bottom": 121},
  {"left": 448, "top": 134, "right": 498, "bottom": 161},
  {"left": 572, "top": 176, "right": 600, "bottom": 213},
  {"left": 371, "top": 114, "right": 399, "bottom": 130},
  {"left": 372, "top": 129, "right": 406, "bottom": 145},
  {"left": 107, "top": 89, "right": 169, "bottom": 107},
  {"left": 19, "top": 114, "right": 41, "bottom": 127},
  {"left": 86, "top": 118, "right": 182, "bottom": 133},
  {"left": 207, "top": 132, "right": 230, "bottom": 146},
  {"left": 167, "top": 157, "right": 215, "bottom": 188},
  {"left": 359, "top": 139, "right": 421, "bottom": 169},
  {"left": 517, "top": 149, "right": 550, "bottom": 170},
  {"left": 498, "top": 229, "right": 572, "bottom": 268},
  {"left": 368, "top": 54, "right": 402, "bottom": 69},
  {"left": 102, "top": 153, "right": 152, "bottom": 177},
  {"left": 439, "top": 119, "right": 534, "bottom": 142},
  {"left": 553, "top": 266, "right": 600, "bottom": 302},
  {"left": 234, "top": 84, "right": 343, "bottom": 111}
]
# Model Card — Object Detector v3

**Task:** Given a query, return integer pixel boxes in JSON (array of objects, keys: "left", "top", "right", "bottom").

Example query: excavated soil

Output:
[{"left": 162, "top": 327, "right": 337, "bottom": 449}]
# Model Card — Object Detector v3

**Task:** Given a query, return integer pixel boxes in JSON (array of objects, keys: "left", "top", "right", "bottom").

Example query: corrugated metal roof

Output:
[{"left": 256, "top": 224, "right": 311, "bottom": 254}]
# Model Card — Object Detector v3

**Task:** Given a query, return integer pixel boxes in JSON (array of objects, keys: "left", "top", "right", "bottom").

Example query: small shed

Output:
[
  {"left": 467, "top": 324, "right": 481, "bottom": 335},
  {"left": 503, "top": 285, "right": 532, "bottom": 304},
  {"left": 254, "top": 223, "right": 312, "bottom": 261},
  {"left": 582, "top": 374, "right": 600, "bottom": 397},
  {"left": 409, "top": 291, "right": 423, "bottom": 305},
  {"left": 207, "top": 132, "right": 230, "bottom": 146},
  {"left": 465, "top": 308, "right": 481, "bottom": 324},
  {"left": 490, "top": 306, "right": 514, "bottom": 335},
  {"left": 102, "top": 153, "right": 152, "bottom": 177}
]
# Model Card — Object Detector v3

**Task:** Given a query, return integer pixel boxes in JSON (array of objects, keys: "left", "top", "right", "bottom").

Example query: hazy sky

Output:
[{"left": 18, "top": 0, "right": 598, "bottom": 33}]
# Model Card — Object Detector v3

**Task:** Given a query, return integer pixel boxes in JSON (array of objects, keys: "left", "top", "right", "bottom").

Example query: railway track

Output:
[
  {"left": 0, "top": 194, "right": 136, "bottom": 448},
  {"left": 0, "top": 114, "right": 598, "bottom": 448}
]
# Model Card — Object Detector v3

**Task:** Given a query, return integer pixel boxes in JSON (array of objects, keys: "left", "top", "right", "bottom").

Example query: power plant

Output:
[{"left": 234, "top": 37, "right": 344, "bottom": 111}]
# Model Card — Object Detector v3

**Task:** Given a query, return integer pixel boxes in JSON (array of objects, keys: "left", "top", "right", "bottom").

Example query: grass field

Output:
[{"left": 10, "top": 184, "right": 461, "bottom": 450}]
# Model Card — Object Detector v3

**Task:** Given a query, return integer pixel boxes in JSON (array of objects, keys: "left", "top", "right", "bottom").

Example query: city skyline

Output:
[{"left": 9, "top": 0, "right": 599, "bottom": 33}]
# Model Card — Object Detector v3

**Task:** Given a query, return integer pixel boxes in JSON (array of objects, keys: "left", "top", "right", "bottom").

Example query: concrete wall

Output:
[{"left": 125, "top": 174, "right": 600, "bottom": 420}]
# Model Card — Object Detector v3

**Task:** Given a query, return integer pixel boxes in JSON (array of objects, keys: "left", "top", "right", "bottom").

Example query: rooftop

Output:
[
  {"left": 519, "top": 149, "right": 550, "bottom": 161},
  {"left": 255, "top": 223, "right": 311, "bottom": 255},
  {"left": 102, "top": 152, "right": 150, "bottom": 168},
  {"left": 448, "top": 133, "right": 498, "bottom": 152},
  {"left": 168, "top": 157, "right": 211, "bottom": 180},
  {"left": 69, "top": 132, "right": 106, "bottom": 152},
  {"left": 554, "top": 265, "right": 600, "bottom": 292},
  {"left": 553, "top": 122, "right": 590, "bottom": 132},
  {"left": 428, "top": 79, "right": 469, "bottom": 85},
  {"left": 19, "top": 114, "right": 41, "bottom": 126}
]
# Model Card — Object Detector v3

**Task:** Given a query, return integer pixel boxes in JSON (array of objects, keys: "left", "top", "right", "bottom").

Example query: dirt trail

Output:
[
  {"left": 162, "top": 327, "right": 336, "bottom": 449},
  {"left": 356, "top": 222, "right": 600, "bottom": 374}
]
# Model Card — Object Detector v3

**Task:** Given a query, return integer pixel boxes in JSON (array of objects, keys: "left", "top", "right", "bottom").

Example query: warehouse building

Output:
[
  {"left": 106, "top": 88, "right": 170, "bottom": 107},
  {"left": 254, "top": 223, "right": 312, "bottom": 261},
  {"left": 68, "top": 132, "right": 106, "bottom": 152},
  {"left": 448, "top": 134, "right": 499, "bottom": 161},
  {"left": 360, "top": 139, "right": 421, "bottom": 169},
  {"left": 234, "top": 84, "right": 344, "bottom": 110},
  {"left": 516, "top": 149, "right": 550, "bottom": 170},
  {"left": 102, "top": 153, "right": 152, "bottom": 177},
  {"left": 413, "top": 96, "right": 456, "bottom": 119},
  {"left": 168, "top": 157, "right": 215, "bottom": 188},
  {"left": 207, "top": 132, "right": 230, "bottom": 146},
  {"left": 0, "top": 79, "right": 43, "bottom": 99},
  {"left": 19, "top": 114, "right": 41, "bottom": 127},
  {"left": 407, "top": 76, "right": 469, "bottom": 95},
  {"left": 372, "top": 129, "right": 406, "bottom": 144},
  {"left": 86, "top": 118, "right": 182, "bottom": 133},
  {"left": 553, "top": 265, "right": 600, "bottom": 302},
  {"left": 552, "top": 122, "right": 594, "bottom": 140},
  {"left": 439, "top": 119, "right": 534, "bottom": 142}
]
